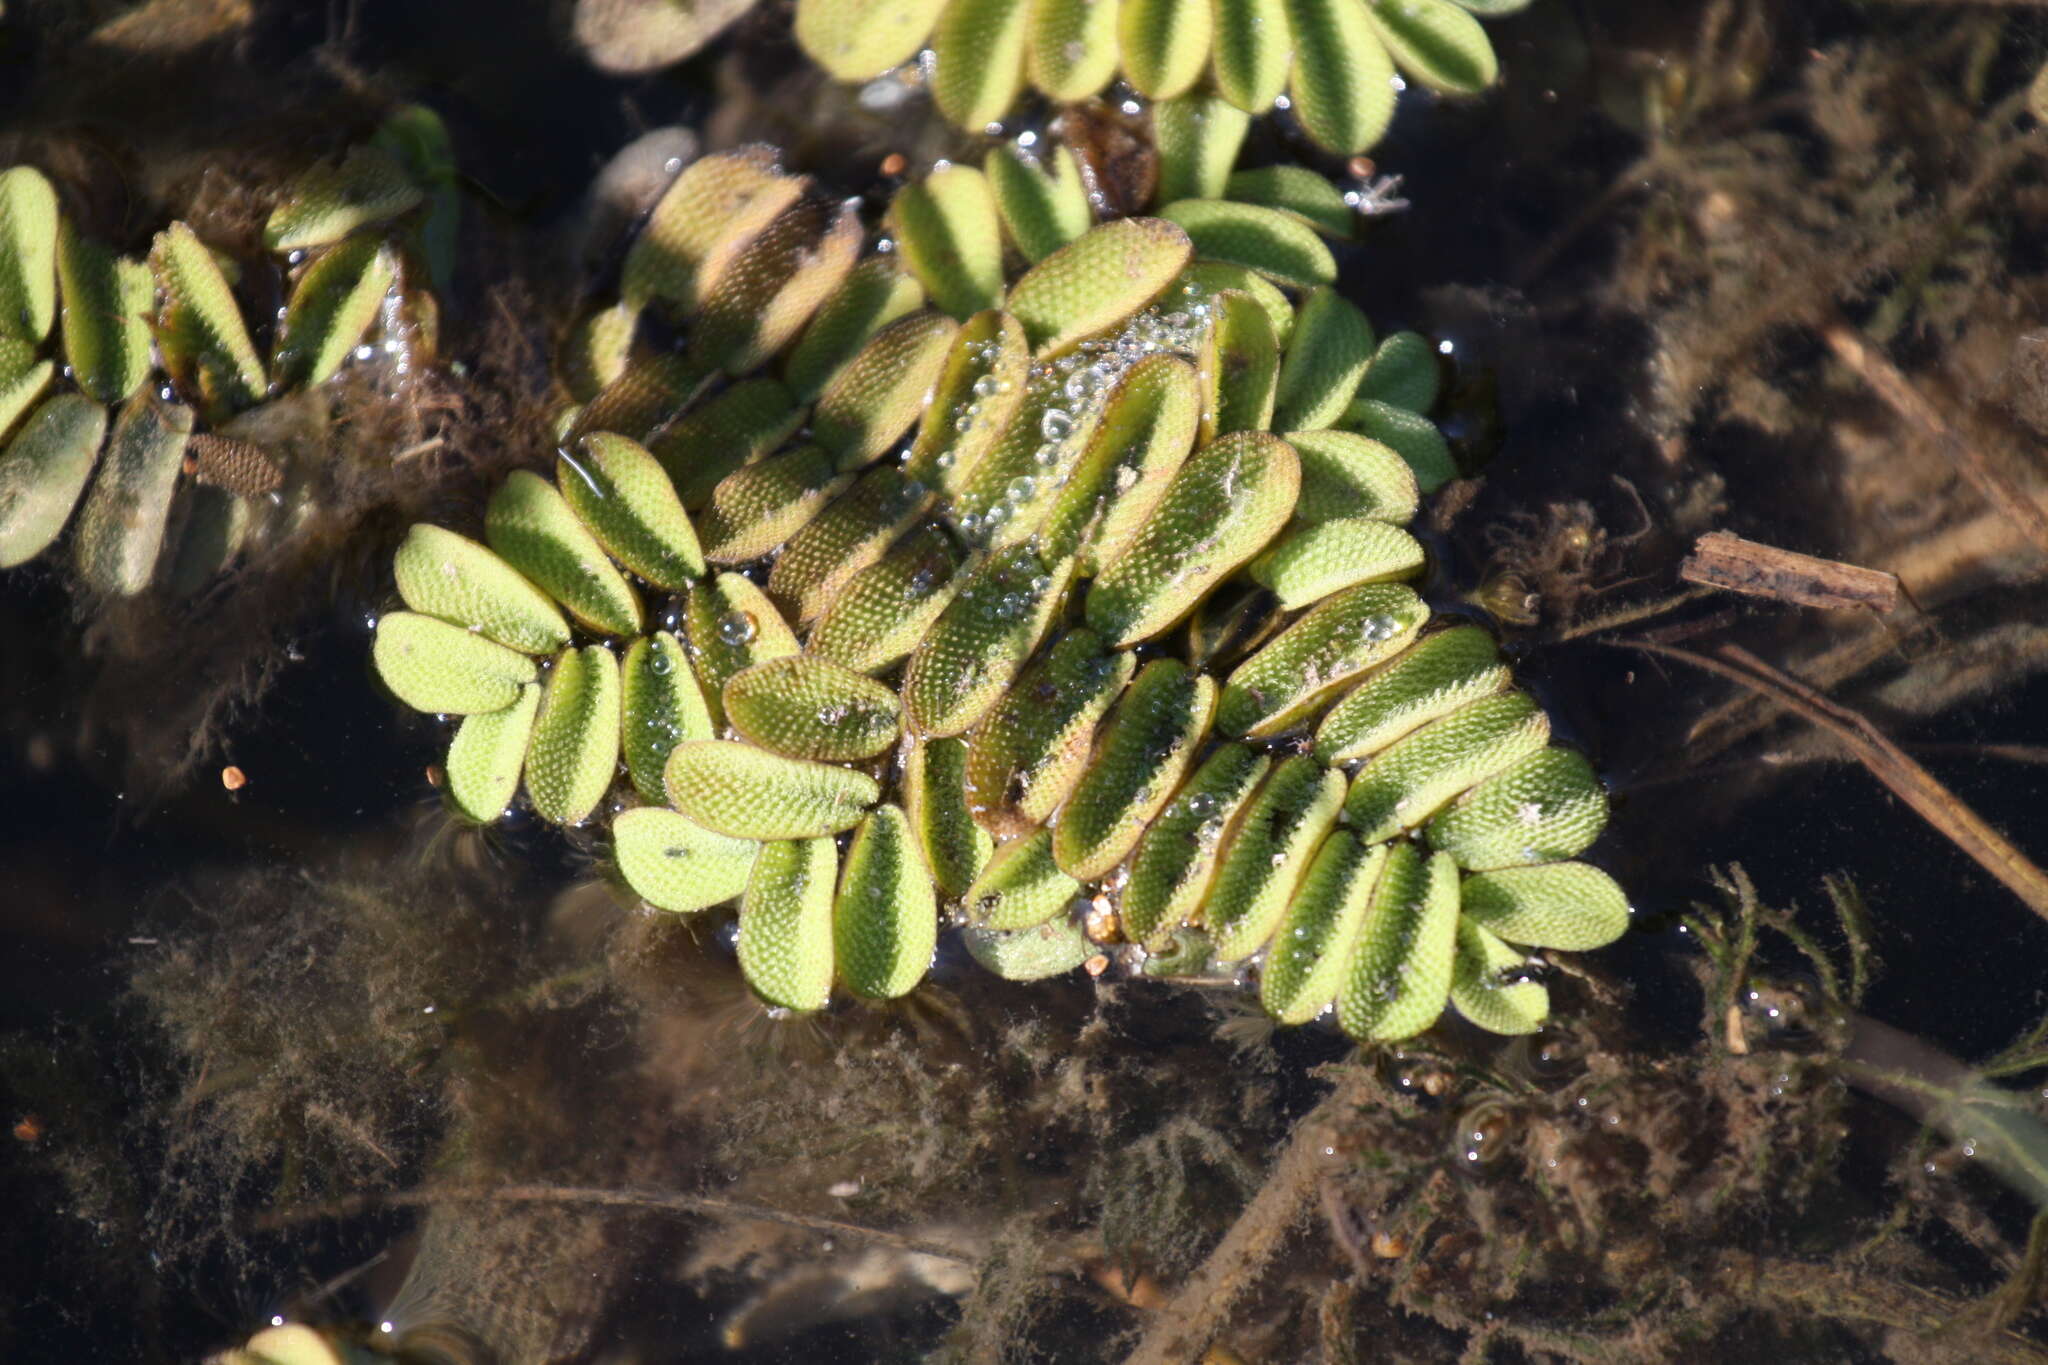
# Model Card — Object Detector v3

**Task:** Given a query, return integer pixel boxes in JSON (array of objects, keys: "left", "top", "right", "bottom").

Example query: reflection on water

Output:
[{"left": 4, "top": 1, "right": 2048, "bottom": 1360}]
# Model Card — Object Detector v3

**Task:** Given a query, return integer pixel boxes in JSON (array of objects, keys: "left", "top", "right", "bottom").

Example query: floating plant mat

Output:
[
  {"left": 367, "top": 144, "right": 1628, "bottom": 1033},
  {"left": 0, "top": 109, "right": 456, "bottom": 597}
]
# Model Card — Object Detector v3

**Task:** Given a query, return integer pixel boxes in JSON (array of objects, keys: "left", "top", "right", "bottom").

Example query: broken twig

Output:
[{"left": 1680, "top": 531, "right": 1899, "bottom": 612}]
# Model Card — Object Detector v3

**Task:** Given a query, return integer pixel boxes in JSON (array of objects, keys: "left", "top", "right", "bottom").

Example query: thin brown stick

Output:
[
  {"left": 1550, "top": 586, "right": 1717, "bottom": 642},
  {"left": 255, "top": 1183, "right": 979, "bottom": 1264},
  {"left": 1821, "top": 315, "right": 2048, "bottom": 561},
  {"left": 1615, "top": 638, "right": 2048, "bottom": 924},
  {"left": 1122, "top": 1070, "right": 1365, "bottom": 1365}
]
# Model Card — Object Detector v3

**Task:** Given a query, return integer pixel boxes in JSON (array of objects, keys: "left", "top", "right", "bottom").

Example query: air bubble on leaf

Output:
[{"left": 718, "top": 611, "right": 758, "bottom": 645}]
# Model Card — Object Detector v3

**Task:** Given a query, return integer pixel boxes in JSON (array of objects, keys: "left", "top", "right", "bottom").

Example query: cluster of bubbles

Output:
[{"left": 947, "top": 294, "right": 1214, "bottom": 549}]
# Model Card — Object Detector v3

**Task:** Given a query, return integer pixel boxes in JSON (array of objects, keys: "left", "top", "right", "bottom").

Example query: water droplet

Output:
[{"left": 717, "top": 611, "right": 757, "bottom": 646}]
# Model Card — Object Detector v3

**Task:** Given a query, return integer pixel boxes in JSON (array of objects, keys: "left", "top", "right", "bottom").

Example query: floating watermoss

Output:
[
  {"left": 365, "top": 145, "right": 1623, "bottom": 1040},
  {"left": 0, "top": 107, "right": 455, "bottom": 595},
  {"left": 789, "top": 0, "right": 1517, "bottom": 153}
]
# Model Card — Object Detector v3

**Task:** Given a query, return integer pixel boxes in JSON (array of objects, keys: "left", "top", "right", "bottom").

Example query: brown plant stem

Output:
[
  {"left": 1820, "top": 314, "right": 2048, "bottom": 561},
  {"left": 1121, "top": 1069, "right": 1366, "bottom": 1365},
  {"left": 1616, "top": 638, "right": 2048, "bottom": 924},
  {"left": 255, "top": 1182, "right": 981, "bottom": 1264}
]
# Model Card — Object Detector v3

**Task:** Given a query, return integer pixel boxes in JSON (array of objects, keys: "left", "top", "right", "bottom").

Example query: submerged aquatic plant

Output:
[
  {"left": 370, "top": 142, "right": 1626, "bottom": 1040},
  {"left": 0, "top": 109, "right": 454, "bottom": 596},
  {"left": 795, "top": 0, "right": 1524, "bottom": 152}
]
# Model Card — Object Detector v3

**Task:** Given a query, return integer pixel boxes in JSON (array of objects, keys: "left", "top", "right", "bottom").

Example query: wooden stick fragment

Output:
[{"left": 1680, "top": 531, "right": 1899, "bottom": 612}]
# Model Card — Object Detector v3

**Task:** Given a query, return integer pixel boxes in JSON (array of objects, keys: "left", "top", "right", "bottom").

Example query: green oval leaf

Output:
[
  {"left": 965, "top": 827, "right": 1081, "bottom": 931},
  {"left": 1343, "top": 691, "right": 1550, "bottom": 842},
  {"left": 274, "top": 236, "right": 396, "bottom": 390},
  {"left": 1261, "top": 833, "right": 1387, "bottom": 1024},
  {"left": 903, "top": 734, "right": 994, "bottom": 899},
  {"left": 1121, "top": 741, "right": 1269, "bottom": 950},
  {"left": 1201, "top": 754, "right": 1345, "bottom": 960},
  {"left": 964, "top": 628, "right": 1135, "bottom": 837},
  {"left": 1459, "top": 861, "right": 1629, "bottom": 951},
  {"left": 724, "top": 654, "right": 903, "bottom": 761},
  {"left": 1313, "top": 623, "right": 1509, "bottom": 764},
  {"left": 55, "top": 222, "right": 153, "bottom": 404},
  {"left": 621, "top": 630, "right": 714, "bottom": 803},
  {"left": 1284, "top": 0, "right": 1397, "bottom": 154},
  {"left": 1210, "top": 0, "right": 1291, "bottom": 112},
  {"left": 1028, "top": 0, "right": 1120, "bottom": 99},
  {"left": 486, "top": 468, "right": 644, "bottom": 636},
  {"left": 393, "top": 523, "right": 571, "bottom": 655},
  {"left": 1289, "top": 428, "right": 1419, "bottom": 523},
  {"left": 558, "top": 431, "right": 706, "bottom": 589},
  {"left": 807, "top": 523, "right": 968, "bottom": 675},
  {"left": 739, "top": 836, "right": 839, "bottom": 1011},
  {"left": 1085, "top": 430, "right": 1299, "bottom": 646},
  {"left": 71, "top": 391, "right": 192, "bottom": 596},
  {"left": 1159, "top": 198, "right": 1336, "bottom": 289},
  {"left": 373, "top": 611, "right": 540, "bottom": 715},
  {"left": 986, "top": 142, "right": 1095, "bottom": 264},
  {"left": 796, "top": 0, "right": 947, "bottom": 80},
  {"left": 614, "top": 805, "right": 760, "bottom": 913},
  {"left": 1246, "top": 517, "right": 1424, "bottom": 610},
  {"left": 681, "top": 572, "right": 802, "bottom": 725},
  {"left": 445, "top": 681, "right": 541, "bottom": 823},
  {"left": 1051, "top": 657, "right": 1215, "bottom": 880},
  {"left": 1365, "top": 0, "right": 1497, "bottom": 94},
  {"left": 264, "top": 144, "right": 423, "bottom": 251},
  {"left": 664, "top": 740, "right": 880, "bottom": 839},
  {"left": 835, "top": 804, "right": 939, "bottom": 998},
  {"left": 1273, "top": 286, "right": 1375, "bottom": 431},
  {"left": 0, "top": 165, "right": 58, "bottom": 343},
  {"left": 888, "top": 163, "right": 1007, "bottom": 319},
  {"left": 812, "top": 310, "right": 962, "bottom": 469},
  {"left": 902, "top": 543, "right": 1072, "bottom": 736},
  {"left": 1449, "top": 915, "right": 1548, "bottom": 1035},
  {"left": 930, "top": 0, "right": 1031, "bottom": 133},
  {"left": 1427, "top": 746, "right": 1607, "bottom": 870},
  {"left": 1339, "top": 842, "right": 1459, "bottom": 1040},
  {"left": 1118, "top": 0, "right": 1213, "bottom": 99},
  {"left": 0, "top": 393, "right": 105, "bottom": 569},
  {"left": 1154, "top": 94, "right": 1252, "bottom": 204},
  {"left": 524, "top": 643, "right": 623, "bottom": 825}
]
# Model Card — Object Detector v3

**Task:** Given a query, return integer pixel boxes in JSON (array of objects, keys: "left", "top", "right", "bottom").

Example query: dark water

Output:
[{"left": 4, "top": 1, "right": 2048, "bottom": 1361}]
